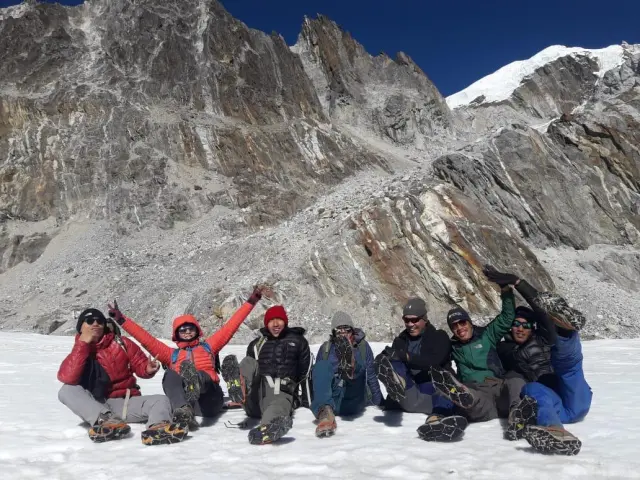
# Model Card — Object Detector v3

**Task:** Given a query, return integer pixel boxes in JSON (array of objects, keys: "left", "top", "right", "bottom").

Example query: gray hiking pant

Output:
[
  {"left": 58, "top": 384, "right": 171, "bottom": 427},
  {"left": 239, "top": 356, "right": 294, "bottom": 424},
  {"left": 464, "top": 377, "right": 526, "bottom": 422},
  {"left": 397, "top": 385, "right": 436, "bottom": 414}
]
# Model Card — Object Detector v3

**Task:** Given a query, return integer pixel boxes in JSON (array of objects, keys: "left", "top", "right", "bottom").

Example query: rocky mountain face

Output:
[{"left": 1, "top": 0, "right": 639, "bottom": 342}]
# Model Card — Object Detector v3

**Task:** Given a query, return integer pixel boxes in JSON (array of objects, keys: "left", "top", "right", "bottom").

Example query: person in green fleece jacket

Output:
[{"left": 430, "top": 265, "right": 525, "bottom": 426}]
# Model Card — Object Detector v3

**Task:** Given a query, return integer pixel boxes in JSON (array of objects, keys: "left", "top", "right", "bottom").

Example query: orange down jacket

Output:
[{"left": 121, "top": 301, "right": 255, "bottom": 383}]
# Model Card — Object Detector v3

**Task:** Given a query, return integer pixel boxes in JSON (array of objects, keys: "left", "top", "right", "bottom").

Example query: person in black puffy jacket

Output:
[
  {"left": 220, "top": 305, "right": 310, "bottom": 445},
  {"left": 487, "top": 267, "right": 592, "bottom": 456}
]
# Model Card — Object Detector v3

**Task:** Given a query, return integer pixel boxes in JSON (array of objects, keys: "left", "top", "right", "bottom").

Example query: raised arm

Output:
[
  {"left": 207, "top": 287, "right": 263, "bottom": 352},
  {"left": 109, "top": 300, "right": 172, "bottom": 366},
  {"left": 516, "top": 280, "right": 557, "bottom": 345},
  {"left": 57, "top": 338, "right": 92, "bottom": 384},
  {"left": 485, "top": 288, "right": 516, "bottom": 345}
]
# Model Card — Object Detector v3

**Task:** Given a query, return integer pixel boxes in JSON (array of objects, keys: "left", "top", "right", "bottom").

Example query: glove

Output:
[
  {"left": 247, "top": 286, "right": 263, "bottom": 305},
  {"left": 483, "top": 264, "right": 519, "bottom": 287},
  {"left": 108, "top": 300, "right": 125, "bottom": 326}
]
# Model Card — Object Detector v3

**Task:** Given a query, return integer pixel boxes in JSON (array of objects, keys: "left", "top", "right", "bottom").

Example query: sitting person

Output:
[
  {"left": 221, "top": 305, "right": 311, "bottom": 445},
  {"left": 374, "top": 297, "right": 467, "bottom": 442},
  {"left": 109, "top": 286, "right": 264, "bottom": 427},
  {"left": 311, "top": 311, "right": 383, "bottom": 438},
  {"left": 430, "top": 266, "right": 524, "bottom": 437},
  {"left": 57, "top": 308, "right": 186, "bottom": 445},
  {"left": 489, "top": 267, "right": 591, "bottom": 456}
]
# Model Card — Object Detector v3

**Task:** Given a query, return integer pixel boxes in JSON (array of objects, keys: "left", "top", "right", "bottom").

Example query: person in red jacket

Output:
[
  {"left": 109, "top": 286, "right": 264, "bottom": 427},
  {"left": 57, "top": 308, "right": 187, "bottom": 445}
]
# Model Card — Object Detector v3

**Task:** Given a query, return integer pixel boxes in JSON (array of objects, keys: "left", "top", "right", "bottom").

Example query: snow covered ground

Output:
[{"left": 1, "top": 333, "right": 639, "bottom": 480}]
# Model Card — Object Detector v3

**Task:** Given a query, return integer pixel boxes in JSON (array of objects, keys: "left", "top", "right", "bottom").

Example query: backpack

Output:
[
  {"left": 171, "top": 342, "right": 221, "bottom": 374},
  {"left": 320, "top": 339, "right": 373, "bottom": 405}
]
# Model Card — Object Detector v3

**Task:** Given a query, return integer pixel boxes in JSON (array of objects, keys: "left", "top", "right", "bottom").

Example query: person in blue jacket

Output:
[
  {"left": 486, "top": 266, "right": 592, "bottom": 456},
  {"left": 311, "top": 311, "right": 382, "bottom": 438}
]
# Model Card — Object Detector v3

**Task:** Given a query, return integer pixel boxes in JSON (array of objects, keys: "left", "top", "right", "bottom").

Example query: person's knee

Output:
[
  {"left": 58, "top": 384, "right": 79, "bottom": 406},
  {"left": 521, "top": 382, "right": 547, "bottom": 399}
]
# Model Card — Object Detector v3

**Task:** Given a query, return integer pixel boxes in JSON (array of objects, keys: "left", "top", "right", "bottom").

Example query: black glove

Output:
[
  {"left": 483, "top": 264, "right": 519, "bottom": 287},
  {"left": 107, "top": 300, "right": 125, "bottom": 326},
  {"left": 383, "top": 346, "right": 406, "bottom": 362},
  {"left": 247, "top": 286, "right": 263, "bottom": 305}
]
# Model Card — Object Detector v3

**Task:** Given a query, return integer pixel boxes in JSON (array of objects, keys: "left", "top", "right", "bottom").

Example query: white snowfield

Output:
[
  {"left": 446, "top": 44, "right": 624, "bottom": 109},
  {"left": 1, "top": 333, "right": 639, "bottom": 480}
]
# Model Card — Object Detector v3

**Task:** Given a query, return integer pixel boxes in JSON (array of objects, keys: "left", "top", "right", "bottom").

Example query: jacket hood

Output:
[
  {"left": 258, "top": 326, "right": 306, "bottom": 339},
  {"left": 172, "top": 314, "right": 204, "bottom": 346}
]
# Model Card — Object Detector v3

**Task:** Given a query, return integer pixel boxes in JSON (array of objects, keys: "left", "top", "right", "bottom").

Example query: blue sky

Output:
[{"left": 2, "top": 0, "right": 638, "bottom": 96}]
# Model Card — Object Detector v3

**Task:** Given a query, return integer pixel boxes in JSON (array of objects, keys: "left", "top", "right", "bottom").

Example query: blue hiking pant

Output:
[
  {"left": 521, "top": 332, "right": 593, "bottom": 427},
  {"left": 311, "top": 360, "right": 367, "bottom": 417},
  {"left": 390, "top": 360, "right": 455, "bottom": 415}
]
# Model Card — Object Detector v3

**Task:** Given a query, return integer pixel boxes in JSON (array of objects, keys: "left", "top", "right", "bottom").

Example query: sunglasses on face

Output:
[
  {"left": 334, "top": 327, "right": 353, "bottom": 335},
  {"left": 512, "top": 320, "right": 533, "bottom": 329},
  {"left": 403, "top": 316, "right": 424, "bottom": 324},
  {"left": 451, "top": 320, "right": 468, "bottom": 330},
  {"left": 178, "top": 325, "right": 197, "bottom": 333},
  {"left": 84, "top": 317, "right": 105, "bottom": 326}
]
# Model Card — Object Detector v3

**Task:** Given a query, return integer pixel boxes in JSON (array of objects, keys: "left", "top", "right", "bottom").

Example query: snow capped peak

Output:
[{"left": 447, "top": 44, "right": 627, "bottom": 109}]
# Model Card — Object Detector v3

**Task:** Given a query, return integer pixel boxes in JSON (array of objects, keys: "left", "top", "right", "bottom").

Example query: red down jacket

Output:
[{"left": 57, "top": 332, "right": 153, "bottom": 398}]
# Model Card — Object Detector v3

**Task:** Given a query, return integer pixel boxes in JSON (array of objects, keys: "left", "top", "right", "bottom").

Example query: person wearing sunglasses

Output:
[
  {"left": 311, "top": 311, "right": 382, "bottom": 438},
  {"left": 373, "top": 298, "right": 466, "bottom": 442},
  {"left": 492, "top": 268, "right": 590, "bottom": 456},
  {"left": 429, "top": 265, "right": 525, "bottom": 439},
  {"left": 57, "top": 308, "right": 185, "bottom": 445},
  {"left": 109, "top": 285, "right": 265, "bottom": 430}
]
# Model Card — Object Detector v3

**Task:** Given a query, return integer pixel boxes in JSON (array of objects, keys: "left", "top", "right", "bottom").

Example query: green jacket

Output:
[{"left": 451, "top": 289, "right": 516, "bottom": 384}]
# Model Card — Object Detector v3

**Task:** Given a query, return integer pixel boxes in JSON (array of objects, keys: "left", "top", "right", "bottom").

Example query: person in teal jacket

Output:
[{"left": 430, "top": 265, "right": 525, "bottom": 427}]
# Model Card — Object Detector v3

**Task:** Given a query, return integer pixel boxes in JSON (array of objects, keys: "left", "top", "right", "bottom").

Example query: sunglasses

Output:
[
  {"left": 334, "top": 326, "right": 353, "bottom": 335},
  {"left": 512, "top": 320, "right": 533, "bottom": 329},
  {"left": 178, "top": 325, "right": 197, "bottom": 333},
  {"left": 403, "top": 317, "right": 424, "bottom": 324},
  {"left": 84, "top": 317, "right": 105, "bottom": 326}
]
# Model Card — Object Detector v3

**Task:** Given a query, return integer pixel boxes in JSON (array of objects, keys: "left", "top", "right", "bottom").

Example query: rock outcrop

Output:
[{"left": 1, "top": 0, "right": 639, "bottom": 341}]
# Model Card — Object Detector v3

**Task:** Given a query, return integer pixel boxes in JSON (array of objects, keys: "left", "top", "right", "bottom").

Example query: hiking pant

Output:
[
  {"left": 521, "top": 332, "right": 592, "bottom": 427},
  {"left": 310, "top": 359, "right": 367, "bottom": 417},
  {"left": 58, "top": 384, "right": 171, "bottom": 427},
  {"left": 239, "top": 356, "right": 294, "bottom": 424},
  {"left": 463, "top": 377, "right": 525, "bottom": 422},
  {"left": 162, "top": 368, "right": 224, "bottom": 417},
  {"left": 388, "top": 360, "right": 455, "bottom": 415}
]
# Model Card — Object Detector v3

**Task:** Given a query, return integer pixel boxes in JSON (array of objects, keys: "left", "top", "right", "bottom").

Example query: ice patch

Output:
[{"left": 447, "top": 44, "right": 627, "bottom": 109}]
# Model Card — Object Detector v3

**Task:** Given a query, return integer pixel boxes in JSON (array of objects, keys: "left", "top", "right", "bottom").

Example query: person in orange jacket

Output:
[{"left": 108, "top": 286, "right": 264, "bottom": 427}]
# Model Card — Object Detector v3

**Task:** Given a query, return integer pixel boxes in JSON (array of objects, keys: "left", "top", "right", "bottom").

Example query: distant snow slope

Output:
[
  {"left": 447, "top": 45, "right": 624, "bottom": 109},
  {"left": 1, "top": 333, "right": 639, "bottom": 479}
]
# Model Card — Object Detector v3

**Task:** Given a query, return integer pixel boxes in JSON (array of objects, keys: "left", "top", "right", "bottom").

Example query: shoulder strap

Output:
[
  {"left": 254, "top": 336, "right": 267, "bottom": 358},
  {"left": 321, "top": 341, "right": 331, "bottom": 360}
]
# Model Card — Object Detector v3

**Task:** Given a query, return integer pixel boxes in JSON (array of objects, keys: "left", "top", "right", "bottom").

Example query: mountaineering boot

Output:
[
  {"left": 374, "top": 354, "right": 406, "bottom": 403},
  {"left": 221, "top": 355, "right": 244, "bottom": 406},
  {"left": 248, "top": 416, "right": 293, "bottom": 445},
  {"left": 172, "top": 404, "right": 198, "bottom": 430},
  {"left": 417, "top": 414, "right": 468, "bottom": 442},
  {"left": 534, "top": 292, "right": 586, "bottom": 332},
  {"left": 524, "top": 425, "right": 582, "bottom": 455},
  {"left": 334, "top": 336, "right": 355, "bottom": 380},
  {"left": 88, "top": 412, "right": 130, "bottom": 443},
  {"left": 141, "top": 421, "right": 189, "bottom": 446},
  {"left": 506, "top": 396, "right": 538, "bottom": 441},
  {"left": 430, "top": 368, "right": 474, "bottom": 409},
  {"left": 315, "top": 405, "right": 337, "bottom": 438},
  {"left": 180, "top": 361, "right": 201, "bottom": 403}
]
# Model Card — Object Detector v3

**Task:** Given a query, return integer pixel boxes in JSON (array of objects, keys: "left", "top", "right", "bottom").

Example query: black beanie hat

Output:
[
  {"left": 515, "top": 306, "right": 536, "bottom": 324},
  {"left": 76, "top": 308, "right": 107, "bottom": 333},
  {"left": 402, "top": 298, "right": 428, "bottom": 319},
  {"left": 447, "top": 307, "right": 471, "bottom": 329}
]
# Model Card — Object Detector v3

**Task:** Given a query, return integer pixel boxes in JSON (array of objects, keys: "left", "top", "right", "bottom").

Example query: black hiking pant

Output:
[{"left": 162, "top": 368, "right": 224, "bottom": 417}]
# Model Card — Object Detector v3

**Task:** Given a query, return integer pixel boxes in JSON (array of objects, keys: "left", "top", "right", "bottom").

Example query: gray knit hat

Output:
[{"left": 331, "top": 311, "right": 354, "bottom": 330}]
